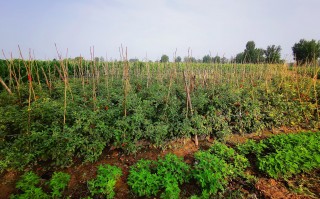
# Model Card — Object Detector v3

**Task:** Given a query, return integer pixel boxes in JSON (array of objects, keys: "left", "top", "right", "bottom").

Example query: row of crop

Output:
[
  {"left": 237, "top": 132, "right": 320, "bottom": 179},
  {"left": 11, "top": 142, "right": 250, "bottom": 199},
  {"left": 1, "top": 74, "right": 319, "bottom": 172},
  {"left": 11, "top": 132, "right": 320, "bottom": 198}
]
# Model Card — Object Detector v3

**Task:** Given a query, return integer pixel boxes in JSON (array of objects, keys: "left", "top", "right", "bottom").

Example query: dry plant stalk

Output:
[
  {"left": 104, "top": 54, "right": 110, "bottom": 101},
  {"left": 313, "top": 65, "right": 320, "bottom": 126},
  {"left": 90, "top": 46, "right": 97, "bottom": 111},
  {"left": 183, "top": 70, "right": 198, "bottom": 146},
  {"left": 41, "top": 66, "right": 51, "bottom": 92},
  {"left": 2, "top": 50, "right": 20, "bottom": 97},
  {"left": 121, "top": 45, "right": 130, "bottom": 117},
  {"left": 0, "top": 77, "right": 12, "bottom": 95},
  {"left": 55, "top": 44, "right": 73, "bottom": 126},
  {"left": 18, "top": 46, "right": 36, "bottom": 133}
]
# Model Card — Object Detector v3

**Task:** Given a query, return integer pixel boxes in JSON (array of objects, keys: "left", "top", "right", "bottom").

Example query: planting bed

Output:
[{"left": 0, "top": 59, "right": 320, "bottom": 198}]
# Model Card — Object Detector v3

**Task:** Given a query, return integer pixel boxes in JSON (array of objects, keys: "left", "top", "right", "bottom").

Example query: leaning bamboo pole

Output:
[{"left": 0, "top": 77, "right": 12, "bottom": 95}]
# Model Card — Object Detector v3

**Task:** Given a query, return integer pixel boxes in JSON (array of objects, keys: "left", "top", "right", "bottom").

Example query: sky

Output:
[{"left": 1, "top": 0, "right": 320, "bottom": 61}]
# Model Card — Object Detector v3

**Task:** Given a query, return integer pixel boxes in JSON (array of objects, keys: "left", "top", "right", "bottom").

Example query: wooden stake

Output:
[{"left": 0, "top": 77, "right": 12, "bottom": 95}]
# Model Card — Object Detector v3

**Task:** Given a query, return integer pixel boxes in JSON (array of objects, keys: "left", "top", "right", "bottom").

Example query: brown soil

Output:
[
  {"left": 255, "top": 178, "right": 314, "bottom": 199},
  {"left": 286, "top": 169, "right": 320, "bottom": 199},
  {"left": 0, "top": 170, "right": 21, "bottom": 199}
]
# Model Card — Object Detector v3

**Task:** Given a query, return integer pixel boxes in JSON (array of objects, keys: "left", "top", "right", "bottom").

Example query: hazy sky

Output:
[{"left": 1, "top": 0, "right": 319, "bottom": 61}]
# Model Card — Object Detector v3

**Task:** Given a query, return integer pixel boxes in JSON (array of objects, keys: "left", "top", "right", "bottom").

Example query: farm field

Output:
[{"left": 0, "top": 58, "right": 320, "bottom": 198}]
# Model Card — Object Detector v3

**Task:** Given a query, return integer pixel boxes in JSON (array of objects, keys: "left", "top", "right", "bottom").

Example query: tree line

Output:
[{"left": 159, "top": 39, "right": 320, "bottom": 64}]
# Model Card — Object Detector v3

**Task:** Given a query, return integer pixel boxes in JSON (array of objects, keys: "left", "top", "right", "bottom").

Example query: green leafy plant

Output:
[
  {"left": 11, "top": 171, "right": 71, "bottom": 199},
  {"left": 157, "top": 154, "right": 191, "bottom": 199},
  {"left": 14, "top": 172, "right": 48, "bottom": 198},
  {"left": 156, "top": 153, "right": 191, "bottom": 184},
  {"left": 11, "top": 171, "right": 48, "bottom": 199},
  {"left": 87, "top": 164, "right": 122, "bottom": 199},
  {"left": 209, "top": 141, "right": 250, "bottom": 177},
  {"left": 192, "top": 142, "right": 250, "bottom": 198},
  {"left": 127, "top": 159, "right": 160, "bottom": 197},
  {"left": 193, "top": 151, "right": 229, "bottom": 196},
  {"left": 237, "top": 132, "right": 320, "bottom": 179},
  {"left": 128, "top": 154, "right": 190, "bottom": 199},
  {"left": 49, "top": 172, "right": 71, "bottom": 198}
]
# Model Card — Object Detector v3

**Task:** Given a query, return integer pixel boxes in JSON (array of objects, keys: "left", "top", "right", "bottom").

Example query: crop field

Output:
[{"left": 0, "top": 58, "right": 320, "bottom": 198}]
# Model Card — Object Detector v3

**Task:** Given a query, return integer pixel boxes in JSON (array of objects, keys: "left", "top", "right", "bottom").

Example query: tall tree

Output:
[
  {"left": 202, "top": 55, "right": 212, "bottom": 63},
  {"left": 160, "top": 54, "right": 169, "bottom": 63},
  {"left": 292, "top": 39, "right": 320, "bottom": 64},
  {"left": 175, "top": 56, "right": 182, "bottom": 63},
  {"left": 243, "top": 41, "right": 265, "bottom": 63},
  {"left": 235, "top": 52, "right": 245, "bottom": 63},
  {"left": 221, "top": 56, "right": 228, "bottom": 64},
  {"left": 213, "top": 56, "right": 221, "bottom": 63},
  {"left": 265, "top": 45, "right": 282, "bottom": 63},
  {"left": 256, "top": 48, "right": 265, "bottom": 63},
  {"left": 244, "top": 41, "right": 256, "bottom": 63}
]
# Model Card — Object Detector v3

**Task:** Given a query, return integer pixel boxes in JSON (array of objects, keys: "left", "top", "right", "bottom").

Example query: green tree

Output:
[
  {"left": 213, "top": 56, "right": 221, "bottom": 63},
  {"left": 175, "top": 56, "right": 182, "bottom": 63},
  {"left": 202, "top": 55, "right": 212, "bottom": 63},
  {"left": 221, "top": 57, "right": 228, "bottom": 64},
  {"left": 256, "top": 48, "right": 265, "bottom": 63},
  {"left": 244, "top": 41, "right": 256, "bottom": 63},
  {"left": 184, "top": 56, "right": 196, "bottom": 63},
  {"left": 242, "top": 41, "right": 265, "bottom": 63},
  {"left": 265, "top": 45, "right": 282, "bottom": 63},
  {"left": 292, "top": 39, "right": 320, "bottom": 64},
  {"left": 235, "top": 52, "right": 245, "bottom": 63},
  {"left": 160, "top": 55, "right": 169, "bottom": 63}
]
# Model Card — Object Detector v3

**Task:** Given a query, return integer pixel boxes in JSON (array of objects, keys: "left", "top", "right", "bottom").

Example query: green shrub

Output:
[
  {"left": 127, "top": 159, "right": 160, "bottom": 197},
  {"left": 237, "top": 132, "right": 320, "bottom": 178},
  {"left": 88, "top": 164, "right": 122, "bottom": 199},
  {"left": 193, "top": 151, "right": 229, "bottom": 196},
  {"left": 128, "top": 154, "right": 190, "bottom": 199},
  {"left": 11, "top": 171, "right": 49, "bottom": 199},
  {"left": 49, "top": 172, "right": 71, "bottom": 198},
  {"left": 156, "top": 153, "right": 191, "bottom": 184},
  {"left": 11, "top": 171, "right": 70, "bottom": 199},
  {"left": 193, "top": 142, "right": 250, "bottom": 198},
  {"left": 209, "top": 141, "right": 250, "bottom": 177},
  {"left": 157, "top": 154, "right": 191, "bottom": 199}
]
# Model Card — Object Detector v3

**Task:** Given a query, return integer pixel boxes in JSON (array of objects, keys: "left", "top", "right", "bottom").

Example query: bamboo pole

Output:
[
  {"left": 183, "top": 70, "right": 198, "bottom": 146},
  {"left": 0, "top": 77, "right": 12, "bottom": 95}
]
